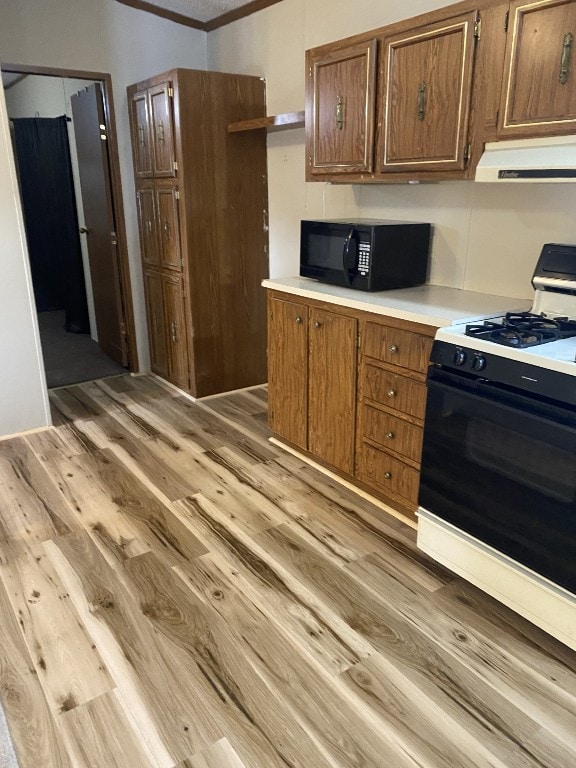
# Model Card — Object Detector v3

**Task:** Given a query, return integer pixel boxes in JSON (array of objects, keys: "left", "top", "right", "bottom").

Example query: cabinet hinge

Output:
[
  {"left": 474, "top": 17, "right": 481, "bottom": 41},
  {"left": 173, "top": 161, "right": 178, "bottom": 171},
  {"left": 175, "top": 190, "right": 180, "bottom": 200},
  {"left": 168, "top": 87, "right": 174, "bottom": 98},
  {"left": 464, "top": 142, "right": 472, "bottom": 163},
  {"left": 504, "top": 10, "right": 509, "bottom": 32}
]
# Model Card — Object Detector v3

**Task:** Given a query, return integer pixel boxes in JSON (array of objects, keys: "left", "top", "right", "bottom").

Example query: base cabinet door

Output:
[
  {"left": 268, "top": 296, "right": 308, "bottom": 450},
  {"left": 163, "top": 276, "right": 189, "bottom": 390},
  {"left": 144, "top": 271, "right": 169, "bottom": 379},
  {"left": 499, "top": 0, "right": 576, "bottom": 136},
  {"left": 308, "top": 307, "right": 357, "bottom": 475}
]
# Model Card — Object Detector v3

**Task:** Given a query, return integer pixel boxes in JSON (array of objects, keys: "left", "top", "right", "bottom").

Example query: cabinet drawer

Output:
[
  {"left": 358, "top": 444, "right": 420, "bottom": 504},
  {"left": 363, "top": 322, "right": 432, "bottom": 372},
  {"left": 361, "top": 405, "right": 423, "bottom": 463},
  {"left": 363, "top": 364, "right": 427, "bottom": 419}
]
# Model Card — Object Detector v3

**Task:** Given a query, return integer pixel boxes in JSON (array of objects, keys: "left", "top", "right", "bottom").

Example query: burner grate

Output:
[{"left": 465, "top": 313, "right": 576, "bottom": 348}]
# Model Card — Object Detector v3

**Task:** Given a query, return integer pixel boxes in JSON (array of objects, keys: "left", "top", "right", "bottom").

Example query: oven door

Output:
[{"left": 419, "top": 367, "right": 576, "bottom": 593}]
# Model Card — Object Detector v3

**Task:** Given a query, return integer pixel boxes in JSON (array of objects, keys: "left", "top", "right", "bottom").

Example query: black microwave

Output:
[{"left": 300, "top": 219, "right": 431, "bottom": 292}]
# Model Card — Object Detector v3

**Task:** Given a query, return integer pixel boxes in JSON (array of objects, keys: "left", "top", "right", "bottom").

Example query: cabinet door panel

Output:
[
  {"left": 157, "top": 186, "right": 182, "bottom": 271},
  {"left": 308, "top": 40, "right": 377, "bottom": 174},
  {"left": 308, "top": 308, "right": 357, "bottom": 474},
  {"left": 163, "top": 276, "right": 189, "bottom": 390},
  {"left": 144, "top": 271, "right": 168, "bottom": 378},
  {"left": 130, "top": 90, "right": 152, "bottom": 178},
  {"left": 268, "top": 297, "right": 308, "bottom": 449},
  {"left": 379, "top": 12, "right": 477, "bottom": 172},
  {"left": 500, "top": 0, "right": 576, "bottom": 135},
  {"left": 149, "top": 83, "right": 176, "bottom": 177},
  {"left": 137, "top": 187, "right": 159, "bottom": 267}
]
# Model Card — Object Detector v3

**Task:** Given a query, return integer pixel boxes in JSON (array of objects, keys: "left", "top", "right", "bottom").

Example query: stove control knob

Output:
[
  {"left": 471, "top": 354, "right": 487, "bottom": 372},
  {"left": 452, "top": 348, "right": 467, "bottom": 366}
]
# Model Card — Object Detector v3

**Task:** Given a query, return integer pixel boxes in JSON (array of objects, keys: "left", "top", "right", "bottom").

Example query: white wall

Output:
[
  {"left": 6, "top": 74, "right": 99, "bottom": 340},
  {"left": 208, "top": 0, "right": 576, "bottom": 300},
  {"left": 0, "top": 85, "right": 50, "bottom": 436}
]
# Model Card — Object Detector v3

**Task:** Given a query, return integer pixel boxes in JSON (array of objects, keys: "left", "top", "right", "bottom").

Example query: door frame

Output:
[{"left": 1, "top": 62, "right": 139, "bottom": 372}]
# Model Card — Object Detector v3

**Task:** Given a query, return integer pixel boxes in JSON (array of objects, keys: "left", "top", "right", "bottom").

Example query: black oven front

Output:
[{"left": 418, "top": 347, "right": 576, "bottom": 595}]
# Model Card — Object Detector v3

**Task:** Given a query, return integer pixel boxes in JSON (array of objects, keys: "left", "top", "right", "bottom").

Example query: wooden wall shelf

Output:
[{"left": 228, "top": 110, "right": 304, "bottom": 133}]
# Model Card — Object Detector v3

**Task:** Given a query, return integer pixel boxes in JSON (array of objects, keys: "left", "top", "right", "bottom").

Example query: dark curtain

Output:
[{"left": 11, "top": 116, "right": 90, "bottom": 334}]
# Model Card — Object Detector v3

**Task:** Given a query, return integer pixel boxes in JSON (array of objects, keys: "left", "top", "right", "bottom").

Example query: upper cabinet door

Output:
[
  {"left": 377, "top": 11, "right": 478, "bottom": 172},
  {"left": 307, "top": 40, "right": 377, "bottom": 175},
  {"left": 499, "top": 0, "right": 576, "bottom": 136},
  {"left": 149, "top": 82, "right": 176, "bottom": 177},
  {"left": 130, "top": 90, "right": 153, "bottom": 178}
]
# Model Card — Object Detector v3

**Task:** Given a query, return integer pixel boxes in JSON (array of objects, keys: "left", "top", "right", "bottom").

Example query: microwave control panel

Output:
[{"left": 358, "top": 240, "right": 371, "bottom": 276}]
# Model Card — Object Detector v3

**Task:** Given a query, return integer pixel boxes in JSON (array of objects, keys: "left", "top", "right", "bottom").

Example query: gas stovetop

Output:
[{"left": 465, "top": 311, "right": 576, "bottom": 348}]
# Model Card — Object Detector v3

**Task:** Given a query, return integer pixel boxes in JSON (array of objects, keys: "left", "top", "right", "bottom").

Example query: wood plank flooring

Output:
[{"left": 0, "top": 374, "right": 575, "bottom": 768}]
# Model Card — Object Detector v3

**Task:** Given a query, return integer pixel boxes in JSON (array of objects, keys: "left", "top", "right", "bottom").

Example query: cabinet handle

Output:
[
  {"left": 335, "top": 95, "right": 344, "bottom": 130},
  {"left": 163, "top": 218, "right": 170, "bottom": 236},
  {"left": 560, "top": 32, "right": 574, "bottom": 85},
  {"left": 389, "top": 344, "right": 398, "bottom": 353},
  {"left": 153, "top": 313, "right": 158, "bottom": 334},
  {"left": 138, "top": 124, "right": 145, "bottom": 145},
  {"left": 314, "top": 321, "right": 321, "bottom": 328},
  {"left": 146, "top": 219, "right": 152, "bottom": 235},
  {"left": 386, "top": 431, "right": 395, "bottom": 440},
  {"left": 171, "top": 321, "right": 177, "bottom": 342},
  {"left": 384, "top": 472, "right": 392, "bottom": 480},
  {"left": 157, "top": 120, "right": 165, "bottom": 142},
  {"left": 295, "top": 316, "right": 303, "bottom": 324},
  {"left": 417, "top": 81, "right": 427, "bottom": 122},
  {"left": 387, "top": 389, "right": 396, "bottom": 398}
]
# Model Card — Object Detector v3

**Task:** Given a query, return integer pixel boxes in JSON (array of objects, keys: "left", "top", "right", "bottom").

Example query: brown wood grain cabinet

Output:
[
  {"left": 306, "top": 40, "right": 377, "bottom": 175},
  {"left": 129, "top": 69, "right": 269, "bottom": 396},
  {"left": 378, "top": 11, "right": 479, "bottom": 173},
  {"left": 267, "top": 289, "right": 436, "bottom": 523},
  {"left": 499, "top": 0, "right": 576, "bottom": 137}
]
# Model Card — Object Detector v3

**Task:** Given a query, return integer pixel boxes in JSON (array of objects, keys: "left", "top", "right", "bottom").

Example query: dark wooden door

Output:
[
  {"left": 71, "top": 83, "right": 127, "bottom": 366},
  {"left": 149, "top": 82, "right": 176, "bottom": 177},
  {"left": 144, "top": 270, "right": 169, "bottom": 378},
  {"left": 129, "top": 90, "right": 152, "bottom": 177},
  {"left": 378, "top": 11, "right": 477, "bottom": 172},
  {"left": 267, "top": 296, "right": 308, "bottom": 449},
  {"left": 163, "top": 275, "right": 189, "bottom": 389},
  {"left": 136, "top": 186, "right": 159, "bottom": 268},
  {"left": 499, "top": 0, "right": 576, "bottom": 136},
  {"left": 308, "top": 40, "right": 377, "bottom": 174},
  {"left": 308, "top": 307, "right": 357, "bottom": 475},
  {"left": 157, "top": 186, "right": 181, "bottom": 271}
]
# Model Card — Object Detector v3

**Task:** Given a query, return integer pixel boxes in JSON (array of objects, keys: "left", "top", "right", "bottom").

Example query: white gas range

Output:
[{"left": 417, "top": 243, "right": 576, "bottom": 652}]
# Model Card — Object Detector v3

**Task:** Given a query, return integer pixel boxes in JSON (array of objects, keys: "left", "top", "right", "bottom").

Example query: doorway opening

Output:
[{"left": 1, "top": 64, "right": 138, "bottom": 389}]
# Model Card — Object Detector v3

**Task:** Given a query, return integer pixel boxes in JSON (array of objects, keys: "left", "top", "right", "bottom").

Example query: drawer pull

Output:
[
  {"left": 314, "top": 321, "right": 321, "bottom": 328},
  {"left": 386, "top": 431, "right": 395, "bottom": 440},
  {"left": 295, "top": 316, "right": 303, "bottom": 324},
  {"left": 389, "top": 344, "right": 398, "bottom": 353},
  {"left": 383, "top": 472, "right": 392, "bottom": 480},
  {"left": 387, "top": 389, "right": 396, "bottom": 398}
]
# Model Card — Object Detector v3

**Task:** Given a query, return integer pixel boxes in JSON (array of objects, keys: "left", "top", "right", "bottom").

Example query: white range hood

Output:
[{"left": 475, "top": 134, "right": 576, "bottom": 182}]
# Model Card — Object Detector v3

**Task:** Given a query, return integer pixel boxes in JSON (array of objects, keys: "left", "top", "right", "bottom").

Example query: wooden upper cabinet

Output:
[
  {"left": 499, "top": 0, "right": 576, "bottom": 136},
  {"left": 149, "top": 83, "right": 176, "bottom": 177},
  {"left": 308, "top": 307, "right": 357, "bottom": 475},
  {"left": 307, "top": 40, "right": 377, "bottom": 175},
  {"left": 377, "top": 11, "right": 479, "bottom": 172},
  {"left": 130, "top": 90, "right": 153, "bottom": 178}
]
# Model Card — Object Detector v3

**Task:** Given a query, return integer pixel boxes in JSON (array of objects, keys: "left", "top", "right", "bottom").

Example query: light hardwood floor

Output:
[{"left": 0, "top": 374, "right": 575, "bottom": 768}]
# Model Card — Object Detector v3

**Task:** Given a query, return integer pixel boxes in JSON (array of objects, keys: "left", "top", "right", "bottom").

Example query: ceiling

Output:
[{"left": 115, "top": 0, "right": 284, "bottom": 31}]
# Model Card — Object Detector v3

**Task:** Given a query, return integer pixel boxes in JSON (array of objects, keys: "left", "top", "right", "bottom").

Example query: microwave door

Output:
[{"left": 342, "top": 227, "right": 359, "bottom": 286}]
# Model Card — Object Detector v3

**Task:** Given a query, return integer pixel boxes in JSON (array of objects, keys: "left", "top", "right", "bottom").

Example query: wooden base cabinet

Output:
[
  {"left": 129, "top": 69, "right": 269, "bottom": 396},
  {"left": 267, "top": 290, "right": 436, "bottom": 523}
]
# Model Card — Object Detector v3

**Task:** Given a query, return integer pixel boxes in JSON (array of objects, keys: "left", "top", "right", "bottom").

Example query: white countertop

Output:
[{"left": 263, "top": 277, "right": 530, "bottom": 327}]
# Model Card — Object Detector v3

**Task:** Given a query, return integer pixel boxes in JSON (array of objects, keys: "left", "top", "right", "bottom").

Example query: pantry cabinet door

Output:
[
  {"left": 144, "top": 270, "right": 169, "bottom": 379},
  {"left": 163, "top": 275, "right": 189, "bottom": 390},
  {"left": 157, "top": 186, "right": 182, "bottom": 271},
  {"left": 499, "top": 0, "right": 576, "bottom": 136},
  {"left": 378, "top": 11, "right": 478, "bottom": 172},
  {"left": 307, "top": 40, "right": 377, "bottom": 175},
  {"left": 149, "top": 82, "right": 176, "bottom": 177},
  {"left": 308, "top": 308, "right": 357, "bottom": 475},
  {"left": 129, "top": 90, "right": 153, "bottom": 178},
  {"left": 136, "top": 186, "right": 160, "bottom": 268}
]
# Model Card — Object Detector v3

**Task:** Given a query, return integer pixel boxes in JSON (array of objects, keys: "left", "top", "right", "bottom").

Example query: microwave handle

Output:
[{"left": 342, "top": 227, "right": 357, "bottom": 286}]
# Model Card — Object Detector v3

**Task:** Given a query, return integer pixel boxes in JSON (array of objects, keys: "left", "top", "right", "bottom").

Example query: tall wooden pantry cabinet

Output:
[{"left": 127, "top": 68, "right": 269, "bottom": 397}]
